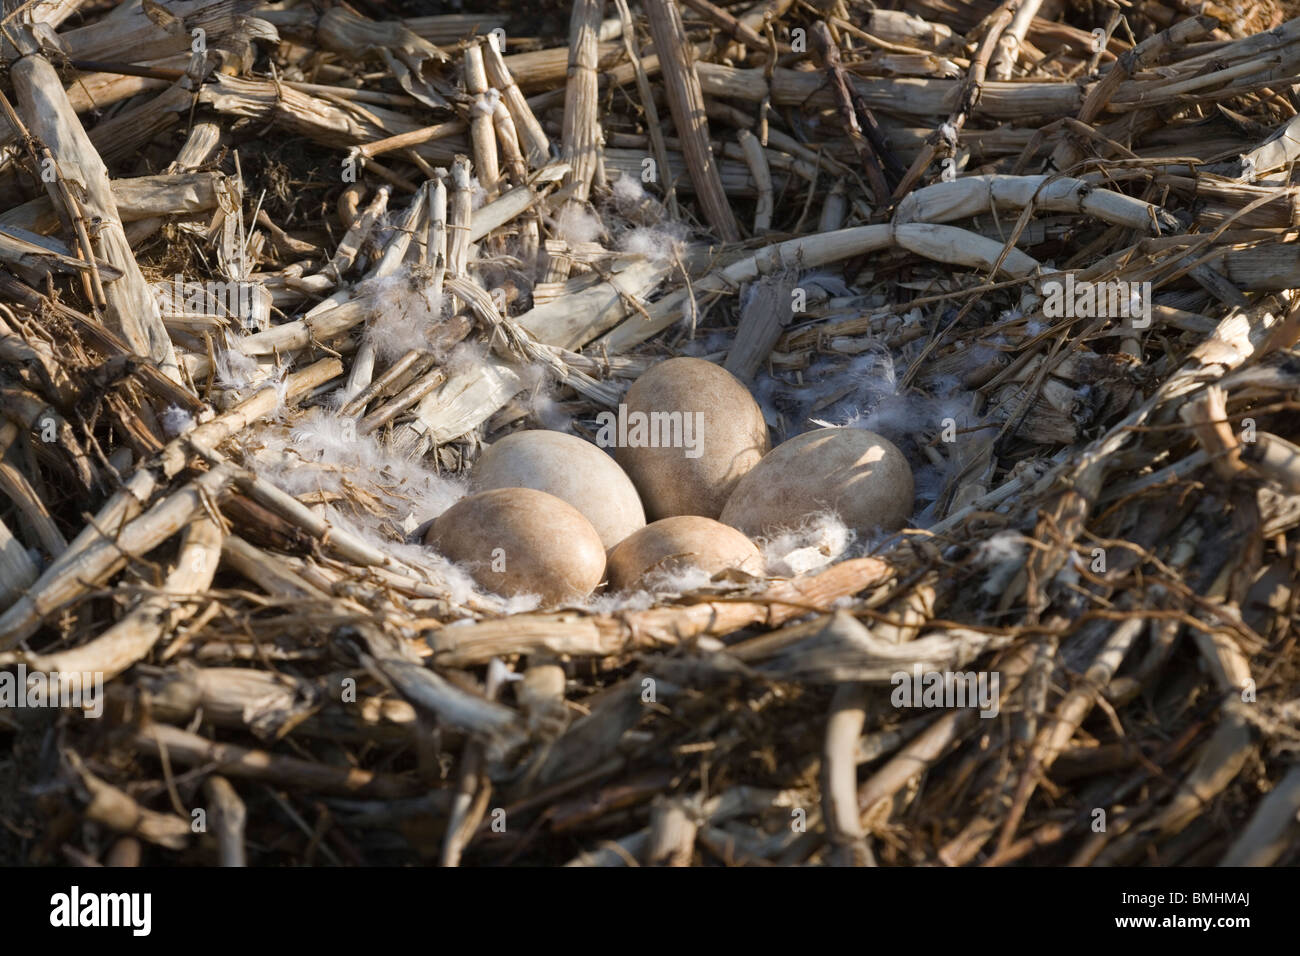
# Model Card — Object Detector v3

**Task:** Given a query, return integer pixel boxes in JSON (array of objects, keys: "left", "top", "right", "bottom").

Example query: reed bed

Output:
[{"left": 1, "top": 0, "right": 1299, "bottom": 868}]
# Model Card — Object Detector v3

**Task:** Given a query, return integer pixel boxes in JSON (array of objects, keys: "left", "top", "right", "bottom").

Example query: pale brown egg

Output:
[
  {"left": 720, "top": 427, "right": 914, "bottom": 538},
  {"left": 425, "top": 488, "right": 605, "bottom": 606},
  {"left": 471, "top": 429, "right": 645, "bottom": 549},
  {"left": 606, "top": 516, "right": 764, "bottom": 592},
  {"left": 611, "top": 357, "right": 769, "bottom": 520}
]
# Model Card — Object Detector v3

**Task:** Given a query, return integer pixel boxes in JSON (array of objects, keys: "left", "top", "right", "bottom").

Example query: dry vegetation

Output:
[{"left": 2, "top": 0, "right": 1300, "bottom": 866}]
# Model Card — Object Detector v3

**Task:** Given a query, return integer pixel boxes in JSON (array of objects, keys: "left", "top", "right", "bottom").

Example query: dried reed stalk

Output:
[
  {"left": 483, "top": 36, "right": 551, "bottom": 168},
  {"left": 644, "top": 0, "right": 739, "bottom": 241},
  {"left": 0, "top": 515, "right": 221, "bottom": 681},
  {"left": 560, "top": 0, "right": 606, "bottom": 207},
  {"left": 463, "top": 42, "right": 501, "bottom": 200},
  {"left": 10, "top": 30, "right": 178, "bottom": 379},
  {"left": 989, "top": 0, "right": 1044, "bottom": 80},
  {"left": 0, "top": 465, "right": 233, "bottom": 650},
  {"left": 133, "top": 723, "right": 422, "bottom": 798}
]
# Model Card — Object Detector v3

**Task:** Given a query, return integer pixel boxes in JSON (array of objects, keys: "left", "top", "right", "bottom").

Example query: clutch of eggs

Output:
[{"left": 422, "top": 362, "right": 915, "bottom": 605}]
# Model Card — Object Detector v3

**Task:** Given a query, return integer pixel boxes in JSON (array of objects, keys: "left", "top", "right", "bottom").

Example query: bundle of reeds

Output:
[{"left": 1, "top": 0, "right": 1299, "bottom": 870}]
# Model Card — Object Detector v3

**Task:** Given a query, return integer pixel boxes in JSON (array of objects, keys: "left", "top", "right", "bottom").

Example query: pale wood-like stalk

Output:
[
  {"left": 644, "top": 0, "right": 740, "bottom": 241},
  {"left": 463, "top": 43, "right": 501, "bottom": 200},
  {"left": 11, "top": 33, "right": 178, "bottom": 379}
]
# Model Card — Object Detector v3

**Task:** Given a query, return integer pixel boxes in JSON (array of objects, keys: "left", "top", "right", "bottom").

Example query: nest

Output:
[{"left": 2, "top": 0, "right": 1300, "bottom": 867}]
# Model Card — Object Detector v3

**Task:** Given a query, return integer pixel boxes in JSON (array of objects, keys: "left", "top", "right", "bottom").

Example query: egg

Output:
[
  {"left": 612, "top": 357, "right": 769, "bottom": 520},
  {"left": 425, "top": 488, "right": 605, "bottom": 606},
  {"left": 606, "top": 516, "right": 764, "bottom": 592},
  {"left": 720, "top": 427, "right": 914, "bottom": 538},
  {"left": 472, "top": 429, "right": 645, "bottom": 549}
]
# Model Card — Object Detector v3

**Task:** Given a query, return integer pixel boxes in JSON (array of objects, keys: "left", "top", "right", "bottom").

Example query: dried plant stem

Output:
[
  {"left": 644, "top": 0, "right": 739, "bottom": 241},
  {"left": 203, "top": 776, "right": 248, "bottom": 867},
  {"left": 426, "top": 175, "right": 448, "bottom": 300},
  {"left": 892, "top": 1, "right": 1017, "bottom": 200},
  {"left": 561, "top": 0, "right": 606, "bottom": 202},
  {"left": 9, "top": 35, "right": 178, "bottom": 379},
  {"left": 492, "top": 99, "right": 540, "bottom": 261},
  {"left": 1219, "top": 764, "right": 1300, "bottom": 866},
  {"left": 602, "top": 222, "right": 1038, "bottom": 349},
  {"left": 483, "top": 37, "right": 551, "bottom": 167},
  {"left": 823, "top": 685, "right": 874, "bottom": 866},
  {"left": 68, "top": 752, "right": 191, "bottom": 850},
  {"left": 613, "top": 0, "right": 679, "bottom": 217},
  {"left": 432, "top": 558, "right": 892, "bottom": 667},
  {"left": 0, "top": 423, "right": 67, "bottom": 557},
  {"left": 989, "top": 0, "right": 1044, "bottom": 80},
  {"left": 0, "top": 515, "right": 221, "bottom": 680},
  {"left": 811, "top": 20, "right": 894, "bottom": 204},
  {"left": 464, "top": 43, "right": 501, "bottom": 200},
  {"left": 0, "top": 466, "right": 233, "bottom": 651},
  {"left": 0, "top": 513, "right": 39, "bottom": 608},
  {"left": 737, "top": 128, "right": 772, "bottom": 231},
  {"left": 134, "top": 722, "right": 422, "bottom": 798},
  {"left": 447, "top": 155, "right": 473, "bottom": 282}
]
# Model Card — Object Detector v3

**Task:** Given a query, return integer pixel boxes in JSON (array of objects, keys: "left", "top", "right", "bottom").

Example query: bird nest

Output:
[{"left": 2, "top": 0, "right": 1299, "bottom": 867}]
